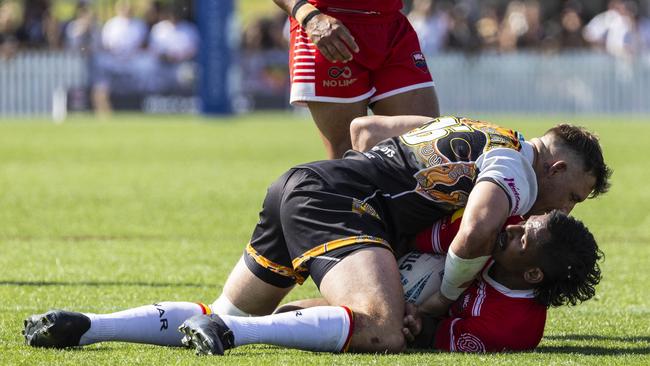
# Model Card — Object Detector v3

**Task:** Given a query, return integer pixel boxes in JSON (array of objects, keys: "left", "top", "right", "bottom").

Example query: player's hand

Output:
[
  {"left": 419, "top": 291, "right": 455, "bottom": 317},
  {"left": 402, "top": 302, "right": 422, "bottom": 342},
  {"left": 303, "top": 13, "right": 359, "bottom": 63}
]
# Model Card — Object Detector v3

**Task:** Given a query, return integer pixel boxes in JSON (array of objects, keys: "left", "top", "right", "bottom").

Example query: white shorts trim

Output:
[
  {"left": 290, "top": 86, "right": 376, "bottom": 106},
  {"left": 369, "top": 81, "right": 436, "bottom": 104}
]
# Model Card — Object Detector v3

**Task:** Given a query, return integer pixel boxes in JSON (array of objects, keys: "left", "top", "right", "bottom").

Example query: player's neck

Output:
[
  {"left": 529, "top": 138, "right": 548, "bottom": 179},
  {"left": 489, "top": 264, "right": 534, "bottom": 290}
]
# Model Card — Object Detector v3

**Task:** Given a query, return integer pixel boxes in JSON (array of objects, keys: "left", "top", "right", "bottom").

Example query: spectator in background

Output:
[
  {"left": 92, "top": 0, "right": 149, "bottom": 116},
  {"left": 61, "top": 0, "right": 99, "bottom": 53},
  {"left": 640, "top": 12, "right": 650, "bottom": 53},
  {"left": 100, "top": 0, "right": 147, "bottom": 57},
  {"left": 557, "top": 3, "right": 588, "bottom": 49},
  {"left": 583, "top": 0, "right": 638, "bottom": 57},
  {"left": 240, "top": 12, "right": 291, "bottom": 110},
  {"left": 15, "top": 0, "right": 59, "bottom": 48},
  {"left": 0, "top": 1, "right": 21, "bottom": 59},
  {"left": 498, "top": 0, "right": 544, "bottom": 52},
  {"left": 446, "top": 2, "right": 480, "bottom": 53},
  {"left": 408, "top": 0, "right": 450, "bottom": 55},
  {"left": 143, "top": 0, "right": 164, "bottom": 33},
  {"left": 475, "top": 4, "right": 500, "bottom": 51},
  {"left": 148, "top": 4, "right": 200, "bottom": 94}
]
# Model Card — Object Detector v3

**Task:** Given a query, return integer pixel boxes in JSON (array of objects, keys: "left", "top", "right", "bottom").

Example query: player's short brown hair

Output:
[{"left": 546, "top": 124, "right": 612, "bottom": 198}]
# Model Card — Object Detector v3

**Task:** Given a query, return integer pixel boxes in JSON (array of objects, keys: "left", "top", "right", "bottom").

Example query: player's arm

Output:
[
  {"left": 420, "top": 181, "right": 509, "bottom": 315},
  {"left": 272, "top": 0, "right": 359, "bottom": 63},
  {"left": 350, "top": 115, "right": 435, "bottom": 151}
]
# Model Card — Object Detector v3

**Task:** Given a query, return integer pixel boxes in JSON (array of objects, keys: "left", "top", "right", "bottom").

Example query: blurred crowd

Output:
[
  {"left": 0, "top": 0, "right": 198, "bottom": 115},
  {"left": 240, "top": 0, "right": 650, "bottom": 58}
]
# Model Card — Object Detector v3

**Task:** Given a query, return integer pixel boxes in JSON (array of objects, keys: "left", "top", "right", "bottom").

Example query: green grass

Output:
[{"left": 1, "top": 112, "right": 649, "bottom": 365}]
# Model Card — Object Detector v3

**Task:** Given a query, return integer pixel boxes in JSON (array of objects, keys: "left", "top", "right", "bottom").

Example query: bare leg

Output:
[
  {"left": 371, "top": 86, "right": 440, "bottom": 117},
  {"left": 319, "top": 247, "right": 406, "bottom": 353},
  {"left": 307, "top": 100, "right": 369, "bottom": 159},
  {"left": 218, "top": 256, "right": 294, "bottom": 316}
]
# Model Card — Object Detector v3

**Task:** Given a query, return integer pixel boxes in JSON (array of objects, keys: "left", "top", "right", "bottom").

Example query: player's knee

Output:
[{"left": 348, "top": 307, "right": 406, "bottom": 353}]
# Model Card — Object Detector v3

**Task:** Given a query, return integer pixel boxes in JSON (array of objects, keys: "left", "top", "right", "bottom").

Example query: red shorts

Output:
[{"left": 289, "top": 11, "right": 434, "bottom": 105}]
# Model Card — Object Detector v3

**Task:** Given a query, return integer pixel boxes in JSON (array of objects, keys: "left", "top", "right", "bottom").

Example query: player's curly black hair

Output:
[
  {"left": 546, "top": 124, "right": 612, "bottom": 198},
  {"left": 534, "top": 210, "right": 603, "bottom": 307}
]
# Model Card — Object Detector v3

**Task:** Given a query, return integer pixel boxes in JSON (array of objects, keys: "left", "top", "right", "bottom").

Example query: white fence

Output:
[
  {"left": 0, "top": 50, "right": 648, "bottom": 117},
  {"left": 429, "top": 52, "right": 650, "bottom": 114},
  {"left": 0, "top": 51, "right": 87, "bottom": 118}
]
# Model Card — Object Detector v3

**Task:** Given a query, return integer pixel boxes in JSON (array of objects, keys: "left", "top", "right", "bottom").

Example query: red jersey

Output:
[
  {"left": 308, "top": 0, "right": 402, "bottom": 14},
  {"left": 415, "top": 210, "right": 546, "bottom": 352},
  {"left": 433, "top": 262, "right": 547, "bottom": 352}
]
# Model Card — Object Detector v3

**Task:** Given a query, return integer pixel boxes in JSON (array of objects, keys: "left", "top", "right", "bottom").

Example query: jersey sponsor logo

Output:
[
  {"left": 411, "top": 51, "right": 429, "bottom": 73},
  {"left": 328, "top": 66, "right": 352, "bottom": 79},
  {"left": 323, "top": 66, "right": 357, "bottom": 87},
  {"left": 503, "top": 178, "right": 521, "bottom": 213},
  {"left": 371, "top": 145, "right": 396, "bottom": 158},
  {"left": 456, "top": 333, "right": 486, "bottom": 353}
]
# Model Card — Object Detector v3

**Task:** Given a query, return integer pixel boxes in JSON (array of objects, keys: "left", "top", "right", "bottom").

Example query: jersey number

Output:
[{"left": 402, "top": 117, "right": 472, "bottom": 145}]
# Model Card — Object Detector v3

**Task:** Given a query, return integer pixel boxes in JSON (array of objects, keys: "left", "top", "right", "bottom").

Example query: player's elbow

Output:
[{"left": 350, "top": 116, "right": 382, "bottom": 152}]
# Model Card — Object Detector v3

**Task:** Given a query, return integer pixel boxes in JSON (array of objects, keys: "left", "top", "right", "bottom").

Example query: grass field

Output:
[{"left": 1, "top": 112, "right": 649, "bottom": 365}]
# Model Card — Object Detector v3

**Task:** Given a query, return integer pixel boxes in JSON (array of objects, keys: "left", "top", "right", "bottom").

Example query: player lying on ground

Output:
[
  {"left": 23, "top": 116, "right": 610, "bottom": 354},
  {"left": 278, "top": 209, "right": 603, "bottom": 352},
  {"left": 22, "top": 210, "right": 602, "bottom": 354}
]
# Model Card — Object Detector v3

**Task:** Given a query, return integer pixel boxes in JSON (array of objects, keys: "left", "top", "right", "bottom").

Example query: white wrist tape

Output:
[{"left": 440, "top": 248, "right": 491, "bottom": 300}]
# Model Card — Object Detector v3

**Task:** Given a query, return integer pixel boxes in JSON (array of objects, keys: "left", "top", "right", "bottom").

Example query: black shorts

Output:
[{"left": 244, "top": 168, "right": 393, "bottom": 288}]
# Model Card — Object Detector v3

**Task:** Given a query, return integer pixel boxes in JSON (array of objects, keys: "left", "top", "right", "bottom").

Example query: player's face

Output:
[
  {"left": 529, "top": 162, "right": 595, "bottom": 215},
  {"left": 492, "top": 214, "right": 550, "bottom": 272}
]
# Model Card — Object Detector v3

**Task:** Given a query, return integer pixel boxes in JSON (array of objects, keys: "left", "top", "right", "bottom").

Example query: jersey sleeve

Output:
[
  {"left": 415, "top": 209, "right": 526, "bottom": 255},
  {"left": 475, "top": 148, "right": 537, "bottom": 216}
]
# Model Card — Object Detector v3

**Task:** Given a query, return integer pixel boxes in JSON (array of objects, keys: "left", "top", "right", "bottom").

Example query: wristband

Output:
[
  {"left": 301, "top": 9, "right": 321, "bottom": 28},
  {"left": 291, "top": 0, "right": 308, "bottom": 19},
  {"left": 440, "top": 248, "right": 490, "bottom": 300}
]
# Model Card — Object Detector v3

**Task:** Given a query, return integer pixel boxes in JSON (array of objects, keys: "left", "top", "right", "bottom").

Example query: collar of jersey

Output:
[
  {"left": 482, "top": 261, "right": 536, "bottom": 299},
  {"left": 521, "top": 141, "right": 535, "bottom": 166}
]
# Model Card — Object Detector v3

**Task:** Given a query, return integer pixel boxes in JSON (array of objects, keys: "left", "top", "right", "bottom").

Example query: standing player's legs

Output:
[
  {"left": 318, "top": 246, "right": 406, "bottom": 352},
  {"left": 306, "top": 99, "right": 369, "bottom": 159},
  {"left": 371, "top": 86, "right": 440, "bottom": 117}
]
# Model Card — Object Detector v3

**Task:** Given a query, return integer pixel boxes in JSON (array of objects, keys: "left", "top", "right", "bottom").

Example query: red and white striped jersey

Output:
[{"left": 415, "top": 210, "right": 546, "bottom": 352}]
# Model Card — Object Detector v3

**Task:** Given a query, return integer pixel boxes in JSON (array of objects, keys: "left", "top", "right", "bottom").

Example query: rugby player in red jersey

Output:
[
  {"left": 402, "top": 210, "right": 602, "bottom": 352},
  {"left": 273, "top": 0, "right": 440, "bottom": 159}
]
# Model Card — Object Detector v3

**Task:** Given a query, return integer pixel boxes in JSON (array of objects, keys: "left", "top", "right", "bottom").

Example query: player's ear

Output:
[
  {"left": 523, "top": 267, "right": 544, "bottom": 284},
  {"left": 549, "top": 161, "right": 567, "bottom": 176}
]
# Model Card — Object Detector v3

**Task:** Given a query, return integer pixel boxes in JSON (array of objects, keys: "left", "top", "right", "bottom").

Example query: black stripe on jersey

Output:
[{"left": 476, "top": 177, "right": 513, "bottom": 214}]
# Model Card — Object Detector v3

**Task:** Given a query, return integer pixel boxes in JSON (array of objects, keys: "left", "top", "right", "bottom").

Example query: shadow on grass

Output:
[
  {"left": 0, "top": 280, "right": 208, "bottom": 288},
  {"left": 536, "top": 345, "right": 650, "bottom": 356},
  {"left": 545, "top": 334, "right": 650, "bottom": 343}
]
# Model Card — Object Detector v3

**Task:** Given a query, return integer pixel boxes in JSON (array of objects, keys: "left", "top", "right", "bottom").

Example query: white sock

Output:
[
  {"left": 210, "top": 294, "right": 251, "bottom": 317},
  {"left": 220, "top": 306, "right": 353, "bottom": 352},
  {"left": 79, "top": 301, "right": 211, "bottom": 346}
]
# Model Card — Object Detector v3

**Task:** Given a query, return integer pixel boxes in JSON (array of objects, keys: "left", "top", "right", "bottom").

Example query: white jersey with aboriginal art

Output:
[{"left": 301, "top": 116, "right": 537, "bottom": 240}]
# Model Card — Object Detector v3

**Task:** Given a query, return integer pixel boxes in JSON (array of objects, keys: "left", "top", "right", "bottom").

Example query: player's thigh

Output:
[
  {"left": 220, "top": 255, "right": 294, "bottom": 316},
  {"left": 371, "top": 86, "right": 440, "bottom": 117},
  {"left": 319, "top": 247, "right": 406, "bottom": 353},
  {"left": 307, "top": 100, "right": 368, "bottom": 158}
]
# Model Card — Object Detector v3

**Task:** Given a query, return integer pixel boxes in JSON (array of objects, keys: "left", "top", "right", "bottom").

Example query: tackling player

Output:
[
  {"left": 273, "top": 0, "right": 440, "bottom": 159},
  {"left": 23, "top": 116, "right": 610, "bottom": 355}
]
